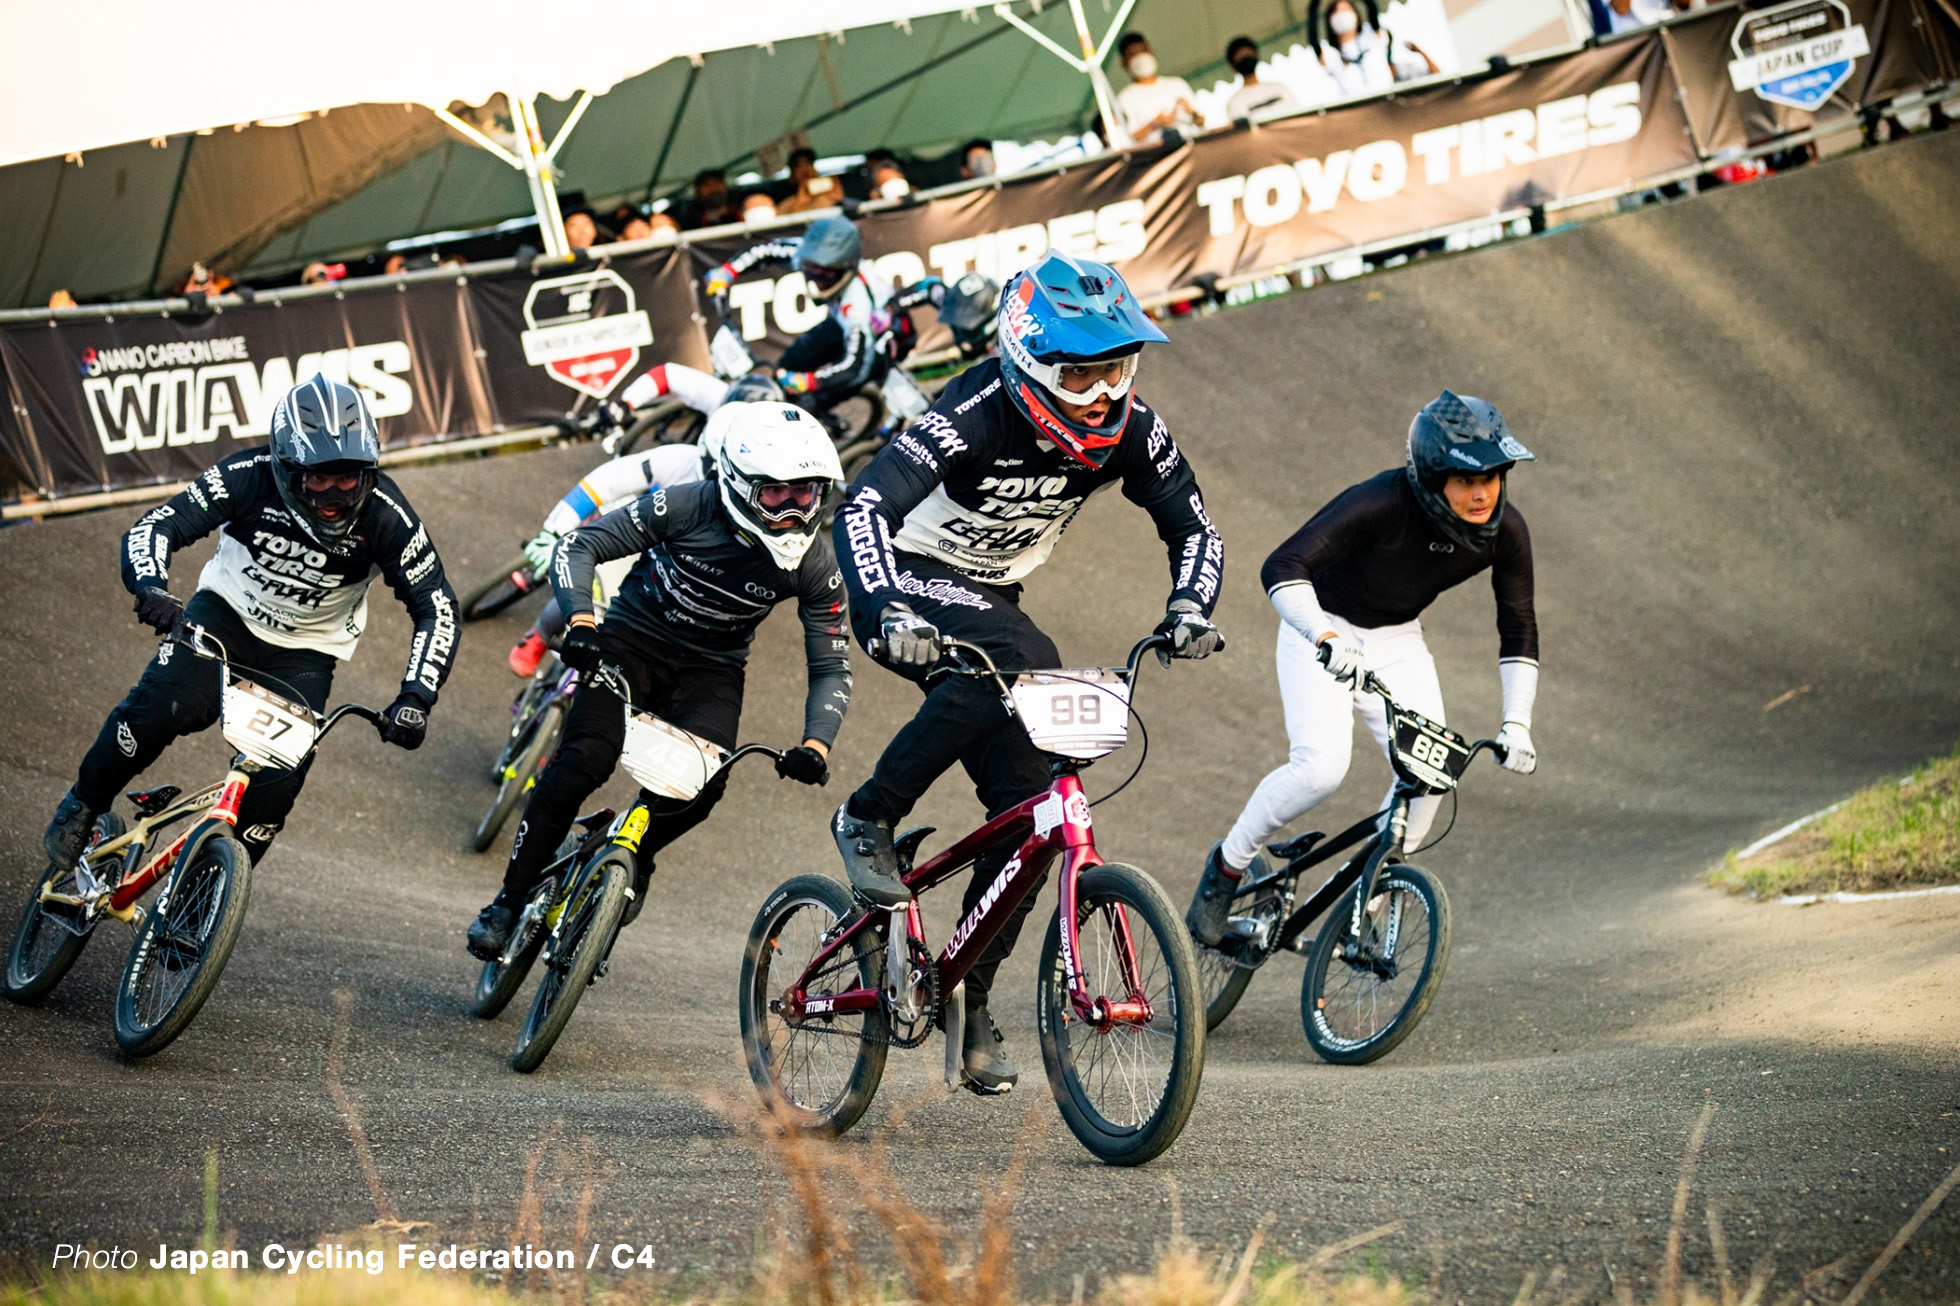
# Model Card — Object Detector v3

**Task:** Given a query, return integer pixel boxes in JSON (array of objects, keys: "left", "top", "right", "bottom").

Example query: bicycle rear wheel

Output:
[
  {"left": 5, "top": 812, "right": 125, "bottom": 1004},
  {"left": 1038, "top": 864, "right": 1204, "bottom": 1166},
  {"left": 473, "top": 699, "right": 564, "bottom": 853},
  {"left": 511, "top": 847, "right": 629, "bottom": 1072},
  {"left": 1301, "top": 865, "right": 1450, "bottom": 1065},
  {"left": 462, "top": 558, "right": 539, "bottom": 623},
  {"left": 114, "top": 831, "right": 251, "bottom": 1058},
  {"left": 739, "top": 875, "right": 888, "bottom": 1137},
  {"left": 1195, "top": 946, "right": 1257, "bottom": 1033}
]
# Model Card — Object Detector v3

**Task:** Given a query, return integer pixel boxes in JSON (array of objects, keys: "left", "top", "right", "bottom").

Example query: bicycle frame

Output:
[{"left": 781, "top": 637, "right": 1171, "bottom": 1038}]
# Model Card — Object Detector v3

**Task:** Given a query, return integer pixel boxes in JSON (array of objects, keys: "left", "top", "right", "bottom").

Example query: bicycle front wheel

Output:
[
  {"left": 511, "top": 848, "right": 629, "bottom": 1072},
  {"left": 5, "top": 812, "right": 125, "bottom": 1004},
  {"left": 114, "top": 831, "right": 251, "bottom": 1058},
  {"left": 461, "top": 558, "right": 538, "bottom": 623},
  {"left": 473, "top": 699, "right": 564, "bottom": 853},
  {"left": 1301, "top": 865, "right": 1451, "bottom": 1065},
  {"left": 739, "top": 875, "right": 888, "bottom": 1137},
  {"left": 1038, "top": 864, "right": 1204, "bottom": 1166}
]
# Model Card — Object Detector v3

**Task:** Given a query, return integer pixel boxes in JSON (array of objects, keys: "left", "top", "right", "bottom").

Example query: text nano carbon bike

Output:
[
  {"left": 3, "top": 623, "right": 384, "bottom": 1057},
  {"left": 471, "top": 663, "right": 784, "bottom": 1073},
  {"left": 1192, "top": 648, "right": 1511, "bottom": 1064},
  {"left": 740, "top": 634, "right": 1205, "bottom": 1167}
]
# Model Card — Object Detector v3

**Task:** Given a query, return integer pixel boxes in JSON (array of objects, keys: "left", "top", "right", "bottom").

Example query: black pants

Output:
[
  {"left": 502, "top": 627, "right": 745, "bottom": 899},
  {"left": 75, "top": 591, "right": 337, "bottom": 865},
  {"left": 848, "top": 553, "right": 1059, "bottom": 1004}
]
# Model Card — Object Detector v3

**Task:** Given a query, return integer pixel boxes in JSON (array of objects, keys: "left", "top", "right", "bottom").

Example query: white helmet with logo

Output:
[{"left": 711, "top": 402, "right": 845, "bottom": 570}]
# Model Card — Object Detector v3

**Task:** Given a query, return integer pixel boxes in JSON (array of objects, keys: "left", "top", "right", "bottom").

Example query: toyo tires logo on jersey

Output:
[
  {"left": 1727, "top": 0, "right": 1869, "bottom": 111},
  {"left": 520, "top": 269, "right": 654, "bottom": 399}
]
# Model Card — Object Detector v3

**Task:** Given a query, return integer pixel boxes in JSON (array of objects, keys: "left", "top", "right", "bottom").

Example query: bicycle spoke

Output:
[
  {"left": 1062, "top": 897, "right": 1176, "bottom": 1132},
  {"left": 1319, "top": 884, "right": 1431, "bottom": 1047},
  {"left": 760, "top": 905, "right": 869, "bottom": 1114}
]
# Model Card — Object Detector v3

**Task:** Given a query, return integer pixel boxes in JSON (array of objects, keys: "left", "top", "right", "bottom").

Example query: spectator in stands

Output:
[
  {"left": 178, "top": 262, "right": 231, "bottom": 296},
  {"left": 1316, "top": 0, "right": 1435, "bottom": 98},
  {"left": 301, "top": 263, "right": 332, "bottom": 286},
  {"left": 1115, "top": 32, "right": 1204, "bottom": 147},
  {"left": 47, "top": 289, "right": 77, "bottom": 309},
  {"left": 960, "top": 139, "right": 998, "bottom": 179},
  {"left": 1224, "top": 35, "right": 1303, "bottom": 120},
  {"left": 684, "top": 169, "right": 737, "bottom": 228},
  {"left": 742, "top": 192, "right": 779, "bottom": 223},
  {"left": 383, "top": 254, "right": 409, "bottom": 276},
  {"left": 778, "top": 147, "right": 838, "bottom": 214},
  {"left": 866, "top": 149, "right": 912, "bottom": 200},
  {"left": 564, "top": 209, "right": 601, "bottom": 250},
  {"left": 649, "top": 212, "right": 682, "bottom": 235},
  {"left": 1601, "top": 0, "right": 1683, "bottom": 34},
  {"left": 619, "top": 215, "right": 654, "bottom": 241}
]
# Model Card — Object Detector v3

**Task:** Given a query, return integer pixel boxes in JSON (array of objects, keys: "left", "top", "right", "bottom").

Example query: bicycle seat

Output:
[
  {"left": 893, "top": 826, "right": 936, "bottom": 869},
  {"left": 1267, "top": 829, "right": 1326, "bottom": 861},
  {"left": 572, "top": 808, "right": 616, "bottom": 833},
  {"left": 126, "top": 786, "right": 181, "bottom": 817}
]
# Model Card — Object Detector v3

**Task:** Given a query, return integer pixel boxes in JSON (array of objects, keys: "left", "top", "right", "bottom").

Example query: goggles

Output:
[
  {"left": 749, "top": 479, "right": 828, "bottom": 526},
  {"left": 302, "top": 469, "right": 366, "bottom": 493},
  {"left": 801, "top": 261, "right": 851, "bottom": 293},
  {"left": 1027, "top": 351, "right": 1139, "bottom": 406}
]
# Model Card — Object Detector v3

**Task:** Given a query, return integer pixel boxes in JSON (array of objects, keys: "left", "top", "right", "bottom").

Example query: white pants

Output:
[{"left": 1221, "top": 615, "right": 1446, "bottom": 867}]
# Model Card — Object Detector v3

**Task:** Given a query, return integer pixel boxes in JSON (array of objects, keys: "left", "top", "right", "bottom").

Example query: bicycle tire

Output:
[
  {"left": 471, "top": 833, "right": 582, "bottom": 1019},
  {"left": 1037, "top": 864, "right": 1204, "bottom": 1166},
  {"left": 472, "top": 699, "right": 564, "bottom": 853},
  {"left": 617, "top": 404, "right": 704, "bottom": 454},
  {"left": 461, "top": 557, "right": 539, "bottom": 623},
  {"left": 4, "top": 812, "right": 126, "bottom": 1004},
  {"left": 511, "top": 847, "right": 629, "bottom": 1072},
  {"left": 1301, "top": 865, "right": 1451, "bottom": 1065},
  {"left": 739, "top": 874, "right": 888, "bottom": 1138},
  {"left": 114, "top": 831, "right": 252, "bottom": 1058},
  {"left": 1195, "top": 946, "right": 1257, "bottom": 1033}
]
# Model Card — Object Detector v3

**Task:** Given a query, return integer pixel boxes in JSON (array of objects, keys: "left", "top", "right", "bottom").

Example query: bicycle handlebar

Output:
[
  {"left": 1314, "top": 639, "right": 1512, "bottom": 768},
  {"left": 592, "top": 661, "right": 788, "bottom": 768},
  {"left": 173, "top": 621, "right": 390, "bottom": 755}
]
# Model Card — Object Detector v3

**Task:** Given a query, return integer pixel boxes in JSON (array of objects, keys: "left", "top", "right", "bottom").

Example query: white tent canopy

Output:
[{"left": 0, "top": 0, "right": 980, "bottom": 168}]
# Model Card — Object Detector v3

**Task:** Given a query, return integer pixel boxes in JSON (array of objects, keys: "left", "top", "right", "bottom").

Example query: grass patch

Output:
[{"left": 1709, "top": 743, "right": 1960, "bottom": 898}]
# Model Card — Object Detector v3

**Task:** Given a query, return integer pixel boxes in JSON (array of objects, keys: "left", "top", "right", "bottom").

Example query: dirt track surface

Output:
[{"left": 3, "top": 133, "right": 1958, "bottom": 1302}]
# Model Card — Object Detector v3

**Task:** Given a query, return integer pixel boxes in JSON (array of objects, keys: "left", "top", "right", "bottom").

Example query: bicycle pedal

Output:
[{"left": 592, "top": 959, "right": 609, "bottom": 982}]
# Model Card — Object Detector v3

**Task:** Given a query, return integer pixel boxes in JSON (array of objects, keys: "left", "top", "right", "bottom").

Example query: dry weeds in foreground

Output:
[{"left": 5, "top": 1097, "right": 1956, "bottom": 1305}]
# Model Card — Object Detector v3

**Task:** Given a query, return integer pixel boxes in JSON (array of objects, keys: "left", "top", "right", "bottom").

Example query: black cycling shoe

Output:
[
  {"left": 467, "top": 894, "right": 518, "bottom": 961},
  {"left": 43, "top": 789, "right": 99, "bottom": 874},
  {"left": 961, "top": 1006, "right": 1017, "bottom": 1095},
  {"left": 832, "top": 802, "right": 909, "bottom": 907},
  {"left": 620, "top": 861, "right": 654, "bottom": 928},
  {"left": 1185, "top": 842, "right": 1243, "bottom": 948}
]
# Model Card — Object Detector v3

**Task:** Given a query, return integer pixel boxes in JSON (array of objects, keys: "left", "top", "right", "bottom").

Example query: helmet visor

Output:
[{"left": 750, "top": 479, "right": 829, "bottom": 526}]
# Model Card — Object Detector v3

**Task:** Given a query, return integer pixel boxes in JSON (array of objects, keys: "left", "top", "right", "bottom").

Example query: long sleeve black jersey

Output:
[
  {"left": 1260, "top": 468, "right": 1537, "bottom": 661},
  {"left": 835, "top": 357, "right": 1224, "bottom": 621},
  {"left": 120, "top": 449, "right": 458, "bottom": 703},
  {"left": 552, "top": 481, "right": 852, "bottom": 747},
  {"left": 716, "top": 241, "right": 892, "bottom": 397}
]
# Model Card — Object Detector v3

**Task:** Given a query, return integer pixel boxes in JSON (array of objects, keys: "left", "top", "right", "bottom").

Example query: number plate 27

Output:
[{"left": 220, "top": 678, "right": 317, "bottom": 769}]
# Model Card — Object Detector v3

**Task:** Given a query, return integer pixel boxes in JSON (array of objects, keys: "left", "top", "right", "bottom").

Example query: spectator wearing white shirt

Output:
[
  {"left": 1223, "top": 35, "right": 1304, "bottom": 121},
  {"left": 1315, "top": 0, "right": 1436, "bottom": 98},
  {"left": 1605, "top": 0, "right": 1683, "bottom": 34},
  {"left": 1114, "top": 33, "right": 1205, "bottom": 147}
]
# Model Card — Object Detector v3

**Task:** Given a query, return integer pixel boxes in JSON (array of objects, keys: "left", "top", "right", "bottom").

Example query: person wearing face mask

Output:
[
  {"left": 1223, "top": 35, "right": 1303, "bottom": 121},
  {"left": 1113, "top": 33, "right": 1205, "bottom": 148},
  {"left": 1316, "top": 0, "right": 1437, "bottom": 98},
  {"left": 960, "top": 139, "right": 998, "bottom": 180}
]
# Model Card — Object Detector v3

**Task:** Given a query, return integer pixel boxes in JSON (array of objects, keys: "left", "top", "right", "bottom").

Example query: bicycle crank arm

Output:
[{"left": 942, "top": 980, "right": 966, "bottom": 1092}]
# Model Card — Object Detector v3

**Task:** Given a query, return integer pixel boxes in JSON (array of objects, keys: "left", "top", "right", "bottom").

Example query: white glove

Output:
[
  {"left": 1495, "top": 721, "right": 1537, "bottom": 774},
  {"left": 1318, "top": 634, "right": 1366, "bottom": 688},
  {"left": 522, "top": 529, "right": 560, "bottom": 574}
]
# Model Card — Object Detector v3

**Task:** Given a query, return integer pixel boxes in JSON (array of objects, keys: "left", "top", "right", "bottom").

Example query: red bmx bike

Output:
[{"left": 739, "top": 634, "right": 1205, "bottom": 1166}]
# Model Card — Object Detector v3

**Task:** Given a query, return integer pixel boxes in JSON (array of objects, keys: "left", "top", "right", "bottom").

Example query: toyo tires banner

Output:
[{"left": 2, "top": 5, "right": 1953, "bottom": 504}]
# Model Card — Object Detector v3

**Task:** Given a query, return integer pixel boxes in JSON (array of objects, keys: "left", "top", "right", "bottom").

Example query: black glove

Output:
[
  {"left": 379, "top": 693, "right": 431, "bottom": 751},
  {"left": 775, "top": 745, "right": 830, "bottom": 787},
  {"left": 1155, "top": 599, "right": 1224, "bottom": 666},
  {"left": 560, "top": 622, "right": 605, "bottom": 672},
  {"left": 133, "top": 587, "right": 184, "bottom": 635},
  {"left": 590, "top": 399, "right": 632, "bottom": 432},
  {"left": 876, "top": 603, "right": 941, "bottom": 668}
]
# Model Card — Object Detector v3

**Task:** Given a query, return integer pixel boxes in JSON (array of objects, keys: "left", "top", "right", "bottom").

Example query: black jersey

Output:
[
  {"left": 121, "top": 450, "right": 458, "bottom": 703},
  {"left": 1261, "top": 468, "right": 1537, "bottom": 661},
  {"left": 552, "top": 481, "right": 852, "bottom": 747},
  {"left": 835, "top": 356, "right": 1223, "bottom": 621}
]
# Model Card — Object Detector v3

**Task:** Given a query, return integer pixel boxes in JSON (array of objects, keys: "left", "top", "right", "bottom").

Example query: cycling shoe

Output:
[
  {"left": 467, "top": 895, "right": 518, "bottom": 960},
  {"left": 832, "top": 803, "right": 909, "bottom": 907},
  {"left": 43, "top": 789, "right": 99, "bottom": 874},
  {"left": 1185, "top": 842, "right": 1242, "bottom": 948},
  {"left": 961, "top": 1006, "right": 1017, "bottom": 1095}
]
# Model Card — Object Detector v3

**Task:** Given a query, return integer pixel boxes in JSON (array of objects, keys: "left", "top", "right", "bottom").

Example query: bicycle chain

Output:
[{"left": 779, "top": 929, "right": 939, "bottom": 1050}]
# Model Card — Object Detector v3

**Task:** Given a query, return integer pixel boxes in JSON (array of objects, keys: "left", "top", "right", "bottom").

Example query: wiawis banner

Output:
[
  {"left": 1663, "top": 0, "right": 1956, "bottom": 152},
  {"left": 0, "top": 279, "right": 498, "bottom": 499},
  {"left": 686, "top": 35, "right": 1692, "bottom": 357}
]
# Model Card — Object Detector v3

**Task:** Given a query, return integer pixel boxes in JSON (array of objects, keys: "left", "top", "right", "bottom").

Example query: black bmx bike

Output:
[{"left": 1191, "top": 653, "right": 1509, "bottom": 1064}]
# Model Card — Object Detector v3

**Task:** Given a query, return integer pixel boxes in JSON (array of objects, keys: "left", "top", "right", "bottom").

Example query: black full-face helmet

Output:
[
  {"left": 796, "top": 215, "right": 862, "bottom": 302},
  {"left": 1404, "top": 389, "right": 1534, "bottom": 549},
  {"left": 268, "top": 374, "right": 381, "bottom": 544},
  {"left": 940, "top": 272, "right": 1001, "bottom": 358}
]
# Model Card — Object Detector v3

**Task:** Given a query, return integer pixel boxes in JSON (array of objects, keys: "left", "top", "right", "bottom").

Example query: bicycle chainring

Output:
[{"left": 882, "top": 937, "right": 939, "bottom": 1050}]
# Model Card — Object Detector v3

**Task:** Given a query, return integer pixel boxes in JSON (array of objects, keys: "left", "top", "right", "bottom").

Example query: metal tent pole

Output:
[
  {"left": 991, "top": 0, "right": 1141, "bottom": 147},
  {"left": 513, "top": 88, "right": 569, "bottom": 258}
]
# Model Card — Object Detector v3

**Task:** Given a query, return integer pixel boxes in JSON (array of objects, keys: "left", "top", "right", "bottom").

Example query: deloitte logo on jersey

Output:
[
  {"left": 520, "top": 269, "right": 654, "bottom": 399},
  {"left": 1727, "top": 0, "right": 1870, "bottom": 111}
]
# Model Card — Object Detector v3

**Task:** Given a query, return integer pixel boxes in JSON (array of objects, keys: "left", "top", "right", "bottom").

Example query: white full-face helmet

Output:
[{"left": 710, "top": 402, "right": 845, "bottom": 569}]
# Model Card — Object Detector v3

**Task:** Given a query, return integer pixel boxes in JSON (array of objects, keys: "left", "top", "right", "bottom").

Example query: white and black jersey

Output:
[
  {"left": 120, "top": 450, "right": 458, "bottom": 702},
  {"left": 552, "top": 481, "right": 852, "bottom": 747},
  {"left": 835, "top": 356, "right": 1223, "bottom": 617},
  {"left": 1262, "top": 468, "right": 1537, "bottom": 660}
]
